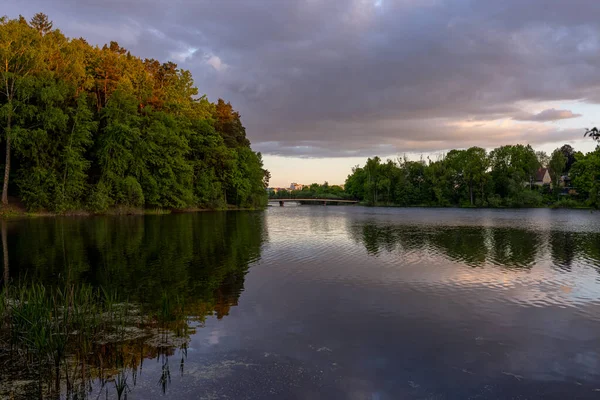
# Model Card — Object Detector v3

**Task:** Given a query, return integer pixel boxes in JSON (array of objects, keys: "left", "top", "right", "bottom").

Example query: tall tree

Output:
[
  {"left": 570, "top": 148, "right": 600, "bottom": 208},
  {"left": 364, "top": 157, "right": 382, "bottom": 205},
  {"left": 213, "top": 99, "right": 250, "bottom": 148},
  {"left": 464, "top": 147, "right": 489, "bottom": 206},
  {"left": 0, "top": 14, "right": 271, "bottom": 213},
  {"left": 0, "top": 17, "right": 42, "bottom": 205},
  {"left": 559, "top": 144, "right": 577, "bottom": 172},
  {"left": 489, "top": 144, "right": 539, "bottom": 197},
  {"left": 29, "top": 12, "right": 53, "bottom": 36},
  {"left": 536, "top": 151, "right": 549, "bottom": 168},
  {"left": 548, "top": 148, "right": 567, "bottom": 188}
]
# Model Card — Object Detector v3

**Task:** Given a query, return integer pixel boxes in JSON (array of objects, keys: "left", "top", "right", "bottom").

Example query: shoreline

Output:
[
  {"left": 358, "top": 204, "right": 594, "bottom": 210},
  {"left": 0, "top": 204, "right": 266, "bottom": 218},
  {"left": 0, "top": 203, "right": 594, "bottom": 218},
  {"left": 269, "top": 198, "right": 594, "bottom": 210}
]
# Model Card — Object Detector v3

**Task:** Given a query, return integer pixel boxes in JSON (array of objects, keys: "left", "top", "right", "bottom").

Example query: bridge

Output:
[{"left": 268, "top": 198, "right": 359, "bottom": 206}]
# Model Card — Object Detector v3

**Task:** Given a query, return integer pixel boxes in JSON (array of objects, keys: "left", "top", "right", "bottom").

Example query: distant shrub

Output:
[
  {"left": 459, "top": 200, "right": 476, "bottom": 208},
  {"left": 119, "top": 176, "right": 145, "bottom": 207},
  {"left": 508, "top": 190, "right": 543, "bottom": 208},
  {"left": 486, "top": 194, "right": 503, "bottom": 208},
  {"left": 551, "top": 198, "right": 582, "bottom": 209},
  {"left": 87, "top": 182, "right": 112, "bottom": 213}
]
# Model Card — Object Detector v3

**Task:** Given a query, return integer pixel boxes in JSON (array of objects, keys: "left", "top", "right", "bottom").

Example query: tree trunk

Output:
[
  {"left": 2, "top": 117, "right": 11, "bottom": 205},
  {"left": 470, "top": 184, "right": 473, "bottom": 206},
  {"left": 2, "top": 219, "right": 7, "bottom": 286}
]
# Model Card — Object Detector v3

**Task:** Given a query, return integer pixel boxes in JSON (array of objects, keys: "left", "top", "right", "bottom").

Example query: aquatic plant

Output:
[
  {"left": 114, "top": 371, "right": 130, "bottom": 400},
  {"left": 144, "top": 208, "right": 172, "bottom": 215},
  {"left": 0, "top": 281, "right": 194, "bottom": 398}
]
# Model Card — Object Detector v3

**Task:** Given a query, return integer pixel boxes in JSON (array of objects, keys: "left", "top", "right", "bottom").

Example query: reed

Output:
[
  {"left": 114, "top": 371, "right": 130, "bottom": 400},
  {"left": 144, "top": 208, "right": 172, "bottom": 215},
  {"left": 1, "top": 283, "right": 124, "bottom": 396},
  {"left": 0, "top": 281, "right": 193, "bottom": 399}
]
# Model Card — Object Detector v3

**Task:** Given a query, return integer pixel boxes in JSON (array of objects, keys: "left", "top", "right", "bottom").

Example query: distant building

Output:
[
  {"left": 290, "top": 183, "right": 304, "bottom": 191},
  {"left": 267, "top": 187, "right": 290, "bottom": 194},
  {"left": 533, "top": 168, "right": 551, "bottom": 186},
  {"left": 559, "top": 174, "right": 571, "bottom": 187}
]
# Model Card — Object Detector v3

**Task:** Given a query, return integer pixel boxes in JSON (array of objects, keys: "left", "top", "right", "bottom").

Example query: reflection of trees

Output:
[
  {"left": 351, "top": 222, "right": 429, "bottom": 256},
  {"left": 549, "top": 231, "right": 577, "bottom": 271},
  {"left": 1, "top": 212, "right": 266, "bottom": 398},
  {"left": 489, "top": 228, "right": 539, "bottom": 268},
  {"left": 5, "top": 212, "right": 266, "bottom": 316},
  {"left": 430, "top": 228, "right": 488, "bottom": 267},
  {"left": 359, "top": 224, "right": 394, "bottom": 255},
  {"left": 565, "top": 231, "right": 600, "bottom": 273},
  {"left": 351, "top": 220, "right": 600, "bottom": 271},
  {"left": 350, "top": 222, "right": 551, "bottom": 269}
]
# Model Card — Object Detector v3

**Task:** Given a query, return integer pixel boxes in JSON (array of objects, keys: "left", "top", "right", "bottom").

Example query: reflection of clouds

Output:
[
  {"left": 181, "top": 207, "right": 600, "bottom": 396},
  {"left": 264, "top": 208, "right": 600, "bottom": 308},
  {"left": 371, "top": 238, "right": 600, "bottom": 308},
  {"left": 265, "top": 207, "right": 354, "bottom": 247},
  {"left": 176, "top": 208, "right": 600, "bottom": 397},
  {"left": 207, "top": 327, "right": 224, "bottom": 345}
]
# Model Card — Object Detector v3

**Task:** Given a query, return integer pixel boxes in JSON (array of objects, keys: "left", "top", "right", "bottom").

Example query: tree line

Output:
[
  {"left": 0, "top": 13, "right": 269, "bottom": 212},
  {"left": 268, "top": 182, "right": 349, "bottom": 200},
  {"left": 345, "top": 143, "right": 600, "bottom": 208}
]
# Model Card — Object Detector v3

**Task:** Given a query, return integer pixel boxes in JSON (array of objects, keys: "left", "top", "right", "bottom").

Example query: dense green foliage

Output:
[
  {"left": 346, "top": 144, "right": 598, "bottom": 208},
  {"left": 570, "top": 147, "right": 600, "bottom": 208},
  {"left": 0, "top": 14, "right": 268, "bottom": 212}
]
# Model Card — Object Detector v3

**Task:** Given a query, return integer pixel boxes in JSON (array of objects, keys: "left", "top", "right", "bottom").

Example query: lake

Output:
[{"left": 3, "top": 207, "right": 600, "bottom": 399}]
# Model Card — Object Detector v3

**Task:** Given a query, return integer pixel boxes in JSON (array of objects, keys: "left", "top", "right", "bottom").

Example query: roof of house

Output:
[{"left": 535, "top": 167, "right": 549, "bottom": 182}]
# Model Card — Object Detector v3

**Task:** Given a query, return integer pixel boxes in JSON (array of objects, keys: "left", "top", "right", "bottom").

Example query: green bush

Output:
[
  {"left": 118, "top": 176, "right": 145, "bottom": 207},
  {"left": 509, "top": 190, "right": 543, "bottom": 208},
  {"left": 486, "top": 194, "right": 503, "bottom": 208},
  {"left": 87, "top": 182, "right": 112, "bottom": 213},
  {"left": 551, "top": 198, "right": 581, "bottom": 209}
]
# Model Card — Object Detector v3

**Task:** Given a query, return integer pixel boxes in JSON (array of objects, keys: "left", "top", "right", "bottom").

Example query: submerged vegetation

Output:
[
  {"left": 0, "top": 282, "right": 191, "bottom": 399},
  {"left": 0, "top": 13, "right": 269, "bottom": 214},
  {"left": 0, "top": 211, "right": 266, "bottom": 398},
  {"left": 345, "top": 143, "right": 600, "bottom": 208}
]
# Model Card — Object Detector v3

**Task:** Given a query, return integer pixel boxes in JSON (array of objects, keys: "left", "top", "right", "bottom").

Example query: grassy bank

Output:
[
  {"left": 0, "top": 204, "right": 267, "bottom": 219},
  {"left": 356, "top": 201, "right": 594, "bottom": 210}
]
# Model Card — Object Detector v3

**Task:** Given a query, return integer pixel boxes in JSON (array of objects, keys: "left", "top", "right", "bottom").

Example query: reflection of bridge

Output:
[{"left": 268, "top": 198, "right": 359, "bottom": 206}]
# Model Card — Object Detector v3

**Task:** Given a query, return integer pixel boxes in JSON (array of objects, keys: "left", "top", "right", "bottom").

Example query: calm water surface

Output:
[{"left": 5, "top": 207, "right": 600, "bottom": 399}]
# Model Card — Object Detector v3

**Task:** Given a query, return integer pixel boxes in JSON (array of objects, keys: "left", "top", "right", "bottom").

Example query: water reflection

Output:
[
  {"left": 4, "top": 207, "right": 600, "bottom": 399},
  {"left": 350, "top": 220, "right": 600, "bottom": 271},
  {"left": 6, "top": 212, "right": 266, "bottom": 309},
  {"left": 0, "top": 212, "right": 266, "bottom": 399}
]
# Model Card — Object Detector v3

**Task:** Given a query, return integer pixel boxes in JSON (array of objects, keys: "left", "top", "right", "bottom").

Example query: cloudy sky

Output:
[{"left": 6, "top": 0, "right": 600, "bottom": 186}]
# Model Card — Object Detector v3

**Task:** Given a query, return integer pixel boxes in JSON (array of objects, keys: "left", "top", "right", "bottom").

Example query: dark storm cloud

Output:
[{"left": 5, "top": 0, "right": 600, "bottom": 156}]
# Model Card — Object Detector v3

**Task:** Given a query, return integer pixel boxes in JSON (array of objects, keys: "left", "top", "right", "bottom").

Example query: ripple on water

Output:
[{"left": 6, "top": 207, "right": 600, "bottom": 399}]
